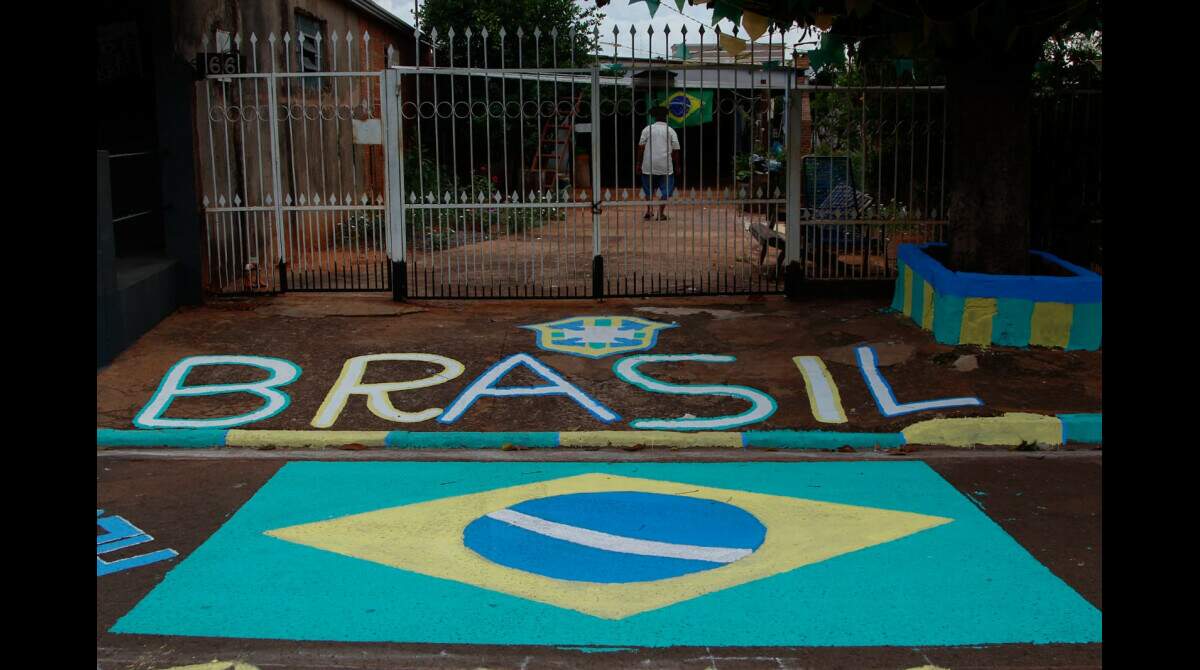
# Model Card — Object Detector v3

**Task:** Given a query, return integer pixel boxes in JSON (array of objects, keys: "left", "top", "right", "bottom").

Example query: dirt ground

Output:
[
  {"left": 96, "top": 294, "right": 1101, "bottom": 438},
  {"left": 96, "top": 453, "right": 1101, "bottom": 669},
  {"left": 216, "top": 195, "right": 942, "bottom": 296}
]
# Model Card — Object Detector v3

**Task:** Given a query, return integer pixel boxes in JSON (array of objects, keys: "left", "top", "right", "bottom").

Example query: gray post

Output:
[
  {"left": 590, "top": 65, "right": 603, "bottom": 299},
  {"left": 383, "top": 68, "right": 407, "bottom": 301},
  {"left": 784, "top": 78, "right": 804, "bottom": 299}
]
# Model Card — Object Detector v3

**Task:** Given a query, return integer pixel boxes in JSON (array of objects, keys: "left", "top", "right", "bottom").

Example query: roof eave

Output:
[{"left": 344, "top": 0, "right": 416, "bottom": 34}]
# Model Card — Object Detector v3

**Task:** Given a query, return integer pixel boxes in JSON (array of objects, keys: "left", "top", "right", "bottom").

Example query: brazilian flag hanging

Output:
[{"left": 646, "top": 89, "right": 714, "bottom": 127}]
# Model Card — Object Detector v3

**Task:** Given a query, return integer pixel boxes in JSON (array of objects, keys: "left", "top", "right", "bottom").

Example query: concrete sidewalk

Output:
[{"left": 96, "top": 293, "right": 1101, "bottom": 449}]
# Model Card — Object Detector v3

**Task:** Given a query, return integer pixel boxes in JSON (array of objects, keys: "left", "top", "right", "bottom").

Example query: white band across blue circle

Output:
[{"left": 462, "top": 491, "right": 767, "bottom": 583}]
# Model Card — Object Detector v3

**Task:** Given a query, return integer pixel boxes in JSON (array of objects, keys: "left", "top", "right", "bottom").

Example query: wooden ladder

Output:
[{"left": 527, "top": 91, "right": 585, "bottom": 192}]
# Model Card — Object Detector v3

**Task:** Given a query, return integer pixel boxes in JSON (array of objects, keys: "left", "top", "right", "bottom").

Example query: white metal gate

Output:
[
  {"left": 387, "top": 24, "right": 800, "bottom": 298},
  {"left": 197, "top": 23, "right": 950, "bottom": 298},
  {"left": 197, "top": 30, "right": 399, "bottom": 295}
]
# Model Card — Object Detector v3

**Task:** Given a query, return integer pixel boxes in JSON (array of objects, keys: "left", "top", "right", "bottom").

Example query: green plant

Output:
[{"left": 733, "top": 153, "right": 752, "bottom": 182}]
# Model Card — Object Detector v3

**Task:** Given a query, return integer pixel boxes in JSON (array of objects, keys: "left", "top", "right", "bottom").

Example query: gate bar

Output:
[
  {"left": 784, "top": 81, "right": 803, "bottom": 299},
  {"left": 383, "top": 68, "right": 406, "bottom": 301},
  {"left": 590, "top": 64, "right": 603, "bottom": 299},
  {"left": 266, "top": 68, "right": 287, "bottom": 291}
]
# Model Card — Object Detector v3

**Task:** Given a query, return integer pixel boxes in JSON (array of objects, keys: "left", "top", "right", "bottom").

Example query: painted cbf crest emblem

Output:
[
  {"left": 266, "top": 473, "right": 952, "bottom": 619},
  {"left": 522, "top": 316, "right": 676, "bottom": 359}
]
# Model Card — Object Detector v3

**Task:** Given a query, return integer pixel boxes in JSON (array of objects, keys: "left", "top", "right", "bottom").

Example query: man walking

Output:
[{"left": 636, "top": 106, "right": 681, "bottom": 220}]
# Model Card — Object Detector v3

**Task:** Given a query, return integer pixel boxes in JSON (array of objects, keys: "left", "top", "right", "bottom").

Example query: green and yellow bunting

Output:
[
  {"left": 711, "top": 0, "right": 743, "bottom": 27},
  {"left": 742, "top": 10, "right": 770, "bottom": 41},
  {"left": 718, "top": 32, "right": 748, "bottom": 58}
]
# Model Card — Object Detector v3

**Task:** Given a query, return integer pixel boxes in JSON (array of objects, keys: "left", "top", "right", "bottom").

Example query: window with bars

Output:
[{"left": 295, "top": 11, "right": 323, "bottom": 90}]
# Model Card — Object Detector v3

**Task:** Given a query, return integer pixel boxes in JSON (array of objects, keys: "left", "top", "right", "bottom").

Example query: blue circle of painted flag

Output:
[
  {"left": 668, "top": 93, "right": 693, "bottom": 119},
  {"left": 462, "top": 491, "right": 766, "bottom": 583}
]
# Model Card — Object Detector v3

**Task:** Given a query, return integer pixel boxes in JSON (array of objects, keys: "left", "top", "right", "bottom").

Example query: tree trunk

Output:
[{"left": 945, "top": 55, "right": 1035, "bottom": 274}]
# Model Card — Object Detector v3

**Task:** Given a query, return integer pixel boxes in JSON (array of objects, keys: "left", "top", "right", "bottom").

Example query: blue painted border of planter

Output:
[{"left": 896, "top": 243, "right": 1102, "bottom": 303}]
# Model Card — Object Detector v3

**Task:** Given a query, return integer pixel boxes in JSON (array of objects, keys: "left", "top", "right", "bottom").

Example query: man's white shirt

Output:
[{"left": 639, "top": 121, "right": 680, "bottom": 175}]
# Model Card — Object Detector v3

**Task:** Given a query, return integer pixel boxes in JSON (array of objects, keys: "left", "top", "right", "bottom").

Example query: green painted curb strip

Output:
[
  {"left": 97, "top": 428, "right": 228, "bottom": 448},
  {"left": 1058, "top": 413, "right": 1102, "bottom": 444},
  {"left": 890, "top": 260, "right": 907, "bottom": 312},
  {"left": 97, "top": 419, "right": 1102, "bottom": 450}
]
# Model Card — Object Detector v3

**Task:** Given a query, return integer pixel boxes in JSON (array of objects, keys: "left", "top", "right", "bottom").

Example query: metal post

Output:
[
  {"left": 266, "top": 69, "right": 287, "bottom": 292},
  {"left": 590, "top": 64, "right": 603, "bottom": 299},
  {"left": 784, "top": 72, "right": 804, "bottom": 299},
  {"left": 382, "top": 68, "right": 407, "bottom": 301}
]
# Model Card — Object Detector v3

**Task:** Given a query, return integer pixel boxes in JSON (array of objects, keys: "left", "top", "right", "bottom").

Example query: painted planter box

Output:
[{"left": 892, "top": 243, "right": 1101, "bottom": 351}]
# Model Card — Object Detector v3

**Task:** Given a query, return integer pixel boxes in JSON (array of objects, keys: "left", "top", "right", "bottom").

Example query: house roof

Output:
[
  {"left": 677, "top": 42, "right": 797, "bottom": 64},
  {"left": 345, "top": 0, "right": 416, "bottom": 34}
]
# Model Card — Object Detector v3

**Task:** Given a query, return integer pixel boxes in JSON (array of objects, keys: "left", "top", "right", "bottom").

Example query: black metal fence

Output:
[{"left": 1031, "top": 71, "right": 1102, "bottom": 271}]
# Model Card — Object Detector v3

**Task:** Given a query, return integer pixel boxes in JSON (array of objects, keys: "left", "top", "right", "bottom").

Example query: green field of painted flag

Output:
[
  {"left": 111, "top": 461, "right": 1100, "bottom": 647},
  {"left": 647, "top": 89, "right": 714, "bottom": 127}
]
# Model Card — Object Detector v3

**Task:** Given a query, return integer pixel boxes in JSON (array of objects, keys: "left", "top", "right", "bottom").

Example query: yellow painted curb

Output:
[
  {"left": 558, "top": 431, "right": 743, "bottom": 449},
  {"left": 901, "top": 412, "right": 1062, "bottom": 448},
  {"left": 226, "top": 430, "right": 390, "bottom": 449}
]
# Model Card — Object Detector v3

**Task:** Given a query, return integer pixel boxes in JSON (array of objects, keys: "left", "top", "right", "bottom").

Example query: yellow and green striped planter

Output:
[{"left": 892, "top": 244, "right": 1101, "bottom": 351}]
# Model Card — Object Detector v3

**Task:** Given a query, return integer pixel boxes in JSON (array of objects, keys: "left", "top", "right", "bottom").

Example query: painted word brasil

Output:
[{"left": 132, "top": 347, "right": 982, "bottom": 432}]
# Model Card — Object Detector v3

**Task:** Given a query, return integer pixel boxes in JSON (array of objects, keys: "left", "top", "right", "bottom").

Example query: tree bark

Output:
[{"left": 945, "top": 55, "right": 1035, "bottom": 274}]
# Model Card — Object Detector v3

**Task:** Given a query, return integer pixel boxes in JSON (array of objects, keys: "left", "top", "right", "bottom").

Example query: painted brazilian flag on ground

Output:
[
  {"left": 111, "top": 461, "right": 1101, "bottom": 646},
  {"left": 647, "top": 89, "right": 714, "bottom": 127}
]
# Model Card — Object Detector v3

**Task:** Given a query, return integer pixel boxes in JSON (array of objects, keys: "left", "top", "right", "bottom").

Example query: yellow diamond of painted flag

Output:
[{"left": 266, "top": 473, "right": 953, "bottom": 620}]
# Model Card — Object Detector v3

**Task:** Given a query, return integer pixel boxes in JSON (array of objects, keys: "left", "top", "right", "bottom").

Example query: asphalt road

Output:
[{"left": 97, "top": 450, "right": 1100, "bottom": 670}]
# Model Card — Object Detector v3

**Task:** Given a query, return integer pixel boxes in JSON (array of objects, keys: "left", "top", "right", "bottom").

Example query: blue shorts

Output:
[{"left": 641, "top": 174, "right": 675, "bottom": 198}]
